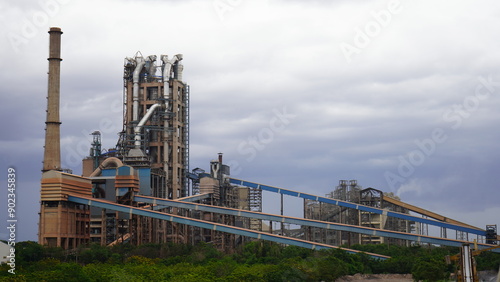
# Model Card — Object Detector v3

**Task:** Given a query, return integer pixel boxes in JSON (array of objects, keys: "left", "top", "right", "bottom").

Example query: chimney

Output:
[{"left": 42, "top": 27, "right": 63, "bottom": 172}]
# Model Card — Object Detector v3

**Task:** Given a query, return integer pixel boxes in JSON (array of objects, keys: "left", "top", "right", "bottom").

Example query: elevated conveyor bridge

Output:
[
  {"left": 229, "top": 178, "right": 486, "bottom": 236},
  {"left": 134, "top": 194, "right": 499, "bottom": 252},
  {"left": 67, "top": 195, "right": 390, "bottom": 259},
  {"left": 65, "top": 175, "right": 500, "bottom": 259}
]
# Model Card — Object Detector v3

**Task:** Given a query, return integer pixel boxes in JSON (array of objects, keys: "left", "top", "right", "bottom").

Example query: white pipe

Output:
[
  {"left": 133, "top": 103, "right": 162, "bottom": 148},
  {"left": 146, "top": 55, "right": 157, "bottom": 79},
  {"left": 161, "top": 54, "right": 182, "bottom": 82},
  {"left": 174, "top": 61, "right": 184, "bottom": 81},
  {"left": 132, "top": 57, "right": 145, "bottom": 121},
  {"left": 161, "top": 54, "right": 182, "bottom": 176},
  {"left": 89, "top": 157, "right": 124, "bottom": 177}
]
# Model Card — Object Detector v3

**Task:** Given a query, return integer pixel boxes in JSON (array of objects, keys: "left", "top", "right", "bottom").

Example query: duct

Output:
[
  {"left": 161, "top": 54, "right": 182, "bottom": 81},
  {"left": 132, "top": 57, "right": 145, "bottom": 122},
  {"left": 173, "top": 61, "right": 184, "bottom": 81},
  {"left": 160, "top": 54, "right": 183, "bottom": 176},
  {"left": 145, "top": 55, "right": 157, "bottom": 79},
  {"left": 133, "top": 103, "right": 162, "bottom": 148},
  {"left": 89, "top": 157, "right": 124, "bottom": 177}
]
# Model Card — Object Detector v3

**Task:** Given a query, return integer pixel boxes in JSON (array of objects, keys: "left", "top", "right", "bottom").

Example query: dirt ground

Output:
[{"left": 337, "top": 271, "right": 499, "bottom": 281}]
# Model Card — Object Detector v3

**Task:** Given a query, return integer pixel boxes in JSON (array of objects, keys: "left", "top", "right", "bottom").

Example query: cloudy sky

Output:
[{"left": 1, "top": 0, "right": 499, "bottom": 242}]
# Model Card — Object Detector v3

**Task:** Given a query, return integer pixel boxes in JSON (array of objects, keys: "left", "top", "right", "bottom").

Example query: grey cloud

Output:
[{"left": 2, "top": 0, "right": 500, "bottom": 241}]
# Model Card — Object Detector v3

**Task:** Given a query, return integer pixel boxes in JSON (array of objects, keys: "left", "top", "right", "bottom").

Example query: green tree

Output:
[
  {"left": 263, "top": 261, "right": 307, "bottom": 282},
  {"left": 281, "top": 245, "right": 313, "bottom": 260},
  {"left": 15, "top": 241, "right": 44, "bottom": 264},
  {"left": 412, "top": 257, "right": 449, "bottom": 282},
  {"left": 42, "top": 246, "right": 65, "bottom": 261},
  {"left": 476, "top": 251, "right": 500, "bottom": 271},
  {"left": 227, "top": 264, "right": 279, "bottom": 281},
  {"left": 189, "top": 242, "right": 222, "bottom": 264},
  {"left": 78, "top": 243, "right": 111, "bottom": 264},
  {"left": 205, "top": 256, "right": 237, "bottom": 278},
  {"left": 26, "top": 262, "right": 89, "bottom": 282}
]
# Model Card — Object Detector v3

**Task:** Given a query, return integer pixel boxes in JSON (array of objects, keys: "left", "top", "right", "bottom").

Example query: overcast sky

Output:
[{"left": 1, "top": 0, "right": 499, "bottom": 242}]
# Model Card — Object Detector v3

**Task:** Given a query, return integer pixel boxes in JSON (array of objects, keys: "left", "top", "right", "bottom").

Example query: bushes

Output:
[
  {"left": 2, "top": 241, "right": 498, "bottom": 281},
  {"left": 411, "top": 257, "right": 449, "bottom": 281},
  {"left": 476, "top": 250, "right": 500, "bottom": 271},
  {"left": 79, "top": 243, "right": 112, "bottom": 264}
]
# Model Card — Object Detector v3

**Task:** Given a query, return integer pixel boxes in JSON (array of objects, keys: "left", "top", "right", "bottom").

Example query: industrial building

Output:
[
  {"left": 38, "top": 28, "right": 499, "bottom": 257},
  {"left": 81, "top": 50, "right": 192, "bottom": 246},
  {"left": 304, "top": 180, "right": 414, "bottom": 246}
]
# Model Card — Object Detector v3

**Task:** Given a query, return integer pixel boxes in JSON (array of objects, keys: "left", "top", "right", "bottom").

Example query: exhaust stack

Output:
[{"left": 42, "top": 27, "right": 63, "bottom": 172}]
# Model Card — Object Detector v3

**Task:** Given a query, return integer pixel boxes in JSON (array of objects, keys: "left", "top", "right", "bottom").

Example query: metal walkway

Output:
[
  {"left": 67, "top": 195, "right": 390, "bottom": 260},
  {"left": 134, "top": 195, "right": 500, "bottom": 252},
  {"left": 65, "top": 179, "right": 500, "bottom": 259},
  {"left": 382, "top": 196, "right": 482, "bottom": 231},
  {"left": 229, "top": 178, "right": 486, "bottom": 236}
]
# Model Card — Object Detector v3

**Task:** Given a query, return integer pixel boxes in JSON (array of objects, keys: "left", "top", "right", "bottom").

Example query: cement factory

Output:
[{"left": 38, "top": 28, "right": 500, "bottom": 261}]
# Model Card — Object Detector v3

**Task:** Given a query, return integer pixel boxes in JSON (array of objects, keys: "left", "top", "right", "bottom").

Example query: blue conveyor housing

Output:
[
  {"left": 67, "top": 195, "right": 390, "bottom": 259},
  {"left": 229, "top": 178, "right": 486, "bottom": 236},
  {"left": 135, "top": 195, "right": 500, "bottom": 252}
]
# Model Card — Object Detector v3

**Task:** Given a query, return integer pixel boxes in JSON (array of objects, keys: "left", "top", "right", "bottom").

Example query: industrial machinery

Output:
[
  {"left": 38, "top": 27, "right": 500, "bottom": 259},
  {"left": 446, "top": 242, "right": 500, "bottom": 282}
]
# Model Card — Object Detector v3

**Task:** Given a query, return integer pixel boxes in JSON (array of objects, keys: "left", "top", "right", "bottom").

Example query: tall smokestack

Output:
[{"left": 42, "top": 27, "right": 63, "bottom": 172}]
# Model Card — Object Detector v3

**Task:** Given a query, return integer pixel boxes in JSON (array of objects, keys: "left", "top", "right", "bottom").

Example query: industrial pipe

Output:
[
  {"left": 89, "top": 157, "right": 124, "bottom": 177},
  {"left": 132, "top": 57, "right": 145, "bottom": 122},
  {"left": 160, "top": 54, "right": 182, "bottom": 175},
  {"left": 174, "top": 61, "right": 184, "bottom": 81},
  {"left": 133, "top": 103, "right": 162, "bottom": 148},
  {"left": 161, "top": 54, "right": 182, "bottom": 81},
  {"left": 146, "top": 55, "right": 157, "bottom": 78}
]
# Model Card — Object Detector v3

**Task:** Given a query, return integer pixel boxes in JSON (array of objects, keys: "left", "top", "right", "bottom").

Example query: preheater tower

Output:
[
  {"left": 120, "top": 53, "right": 189, "bottom": 199},
  {"left": 42, "top": 27, "right": 63, "bottom": 172}
]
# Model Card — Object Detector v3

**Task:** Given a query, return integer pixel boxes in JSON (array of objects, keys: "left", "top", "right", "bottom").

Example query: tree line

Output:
[{"left": 1, "top": 240, "right": 499, "bottom": 281}]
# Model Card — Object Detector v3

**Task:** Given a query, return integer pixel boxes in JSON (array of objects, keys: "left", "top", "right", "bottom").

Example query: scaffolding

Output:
[
  {"left": 304, "top": 180, "right": 414, "bottom": 247},
  {"left": 248, "top": 187, "right": 263, "bottom": 231}
]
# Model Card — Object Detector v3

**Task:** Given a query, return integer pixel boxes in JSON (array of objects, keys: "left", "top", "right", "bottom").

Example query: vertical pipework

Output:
[
  {"left": 42, "top": 27, "right": 63, "bottom": 172},
  {"left": 161, "top": 54, "right": 183, "bottom": 178},
  {"left": 161, "top": 55, "right": 172, "bottom": 185},
  {"left": 132, "top": 57, "right": 145, "bottom": 122},
  {"left": 174, "top": 61, "right": 183, "bottom": 81}
]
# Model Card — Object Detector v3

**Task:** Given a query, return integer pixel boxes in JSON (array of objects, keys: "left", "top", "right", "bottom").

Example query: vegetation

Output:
[{"left": 1, "top": 241, "right": 499, "bottom": 281}]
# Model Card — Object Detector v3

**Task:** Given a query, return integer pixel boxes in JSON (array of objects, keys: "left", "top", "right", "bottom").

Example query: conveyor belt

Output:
[
  {"left": 175, "top": 193, "right": 211, "bottom": 202},
  {"left": 382, "top": 196, "right": 481, "bottom": 231},
  {"left": 229, "top": 178, "right": 486, "bottom": 236},
  {"left": 135, "top": 195, "right": 500, "bottom": 252},
  {"left": 67, "top": 195, "right": 390, "bottom": 259}
]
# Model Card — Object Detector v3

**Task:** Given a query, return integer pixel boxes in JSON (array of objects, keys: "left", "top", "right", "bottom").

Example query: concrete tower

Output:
[
  {"left": 42, "top": 27, "right": 63, "bottom": 172},
  {"left": 39, "top": 28, "right": 92, "bottom": 249}
]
